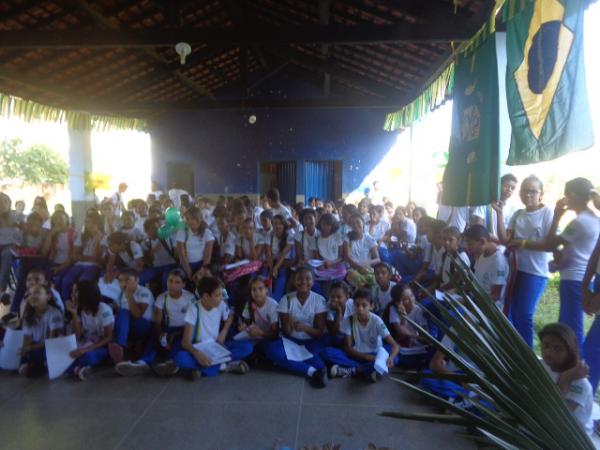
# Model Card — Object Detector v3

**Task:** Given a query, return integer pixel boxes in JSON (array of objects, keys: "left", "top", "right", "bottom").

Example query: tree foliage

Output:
[{"left": 0, "top": 138, "right": 69, "bottom": 186}]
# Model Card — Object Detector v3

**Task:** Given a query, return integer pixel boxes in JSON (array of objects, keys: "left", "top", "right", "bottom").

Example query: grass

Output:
[{"left": 533, "top": 274, "right": 594, "bottom": 354}]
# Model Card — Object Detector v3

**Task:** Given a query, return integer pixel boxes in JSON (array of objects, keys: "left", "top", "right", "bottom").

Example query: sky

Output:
[{"left": 1, "top": 2, "right": 599, "bottom": 214}]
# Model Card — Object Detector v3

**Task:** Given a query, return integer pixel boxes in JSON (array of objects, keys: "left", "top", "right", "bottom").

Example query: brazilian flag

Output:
[
  {"left": 442, "top": 36, "right": 499, "bottom": 206},
  {"left": 506, "top": 0, "right": 594, "bottom": 165}
]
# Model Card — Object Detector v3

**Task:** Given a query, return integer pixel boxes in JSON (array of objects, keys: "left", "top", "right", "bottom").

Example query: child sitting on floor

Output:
[
  {"left": 174, "top": 276, "right": 252, "bottom": 379},
  {"left": 323, "top": 288, "right": 399, "bottom": 382}
]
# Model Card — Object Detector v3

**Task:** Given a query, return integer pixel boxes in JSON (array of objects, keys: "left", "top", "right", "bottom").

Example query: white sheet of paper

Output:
[
  {"left": 193, "top": 339, "right": 232, "bottom": 365},
  {"left": 398, "top": 345, "right": 429, "bottom": 356},
  {"left": 45, "top": 334, "right": 77, "bottom": 380},
  {"left": 374, "top": 346, "right": 389, "bottom": 375},
  {"left": 224, "top": 259, "right": 250, "bottom": 270},
  {"left": 435, "top": 290, "right": 462, "bottom": 302},
  {"left": 0, "top": 329, "right": 24, "bottom": 370},
  {"left": 233, "top": 330, "right": 250, "bottom": 341},
  {"left": 282, "top": 337, "right": 313, "bottom": 362}
]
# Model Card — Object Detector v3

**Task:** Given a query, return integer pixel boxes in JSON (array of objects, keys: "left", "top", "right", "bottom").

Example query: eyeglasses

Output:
[{"left": 521, "top": 189, "right": 541, "bottom": 196}]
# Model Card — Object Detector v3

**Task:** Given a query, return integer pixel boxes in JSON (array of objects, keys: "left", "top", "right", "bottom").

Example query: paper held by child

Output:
[
  {"left": 374, "top": 346, "right": 390, "bottom": 375},
  {"left": 0, "top": 328, "right": 24, "bottom": 370},
  {"left": 224, "top": 259, "right": 250, "bottom": 270},
  {"left": 282, "top": 337, "right": 313, "bottom": 361},
  {"left": 192, "top": 340, "right": 232, "bottom": 365},
  {"left": 45, "top": 334, "right": 77, "bottom": 380}
]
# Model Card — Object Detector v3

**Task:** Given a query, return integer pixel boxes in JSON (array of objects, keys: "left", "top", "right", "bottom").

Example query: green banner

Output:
[
  {"left": 506, "top": 0, "right": 594, "bottom": 165},
  {"left": 442, "top": 36, "right": 500, "bottom": 206}
]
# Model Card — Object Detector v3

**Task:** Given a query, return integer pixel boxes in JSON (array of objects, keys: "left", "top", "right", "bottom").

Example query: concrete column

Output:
[{"left": 68, "top": 119, "right": 95, "bottom": 231}]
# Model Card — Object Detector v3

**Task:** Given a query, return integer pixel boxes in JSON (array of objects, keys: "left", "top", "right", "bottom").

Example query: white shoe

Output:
[
  {"left": 78, "top": 365, "right": 92, "bottom": 381},
  {"left": 115, "top": 360, "right": 149, "bottom": 377},
  {"left": 225, "top": 360, "right": 250, "bottom": 375},
  {"left": 330, "top": 365, "right": 354, "bottom": 378}
]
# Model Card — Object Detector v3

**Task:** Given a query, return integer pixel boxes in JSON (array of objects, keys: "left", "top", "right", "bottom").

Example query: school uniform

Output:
[
  {"left": 70, "top": 302, "right": 115, "bottom": 369},
  {"left": 113, "top": 286, "right": 154, "bottom": 347},
  {"left": 176, "top": 227, "right": 215, "bottom": 273},
  {"left": 240, "top": 297, "right": 279, "bottom": 354},
  {"left": 372, "top": 282, "right": 396, "bottom": 315},
  {"left": 439, "top": 250, "right": 471, "bottom": 285},
  {"left": 368, "top": 220, "right": 391, "bottom": 264},
  {"left": 556, "top": 210, "right": 600, "bottom": 346},
  {"left": 121, "top": 226, "right": 146, "bottom": 243},
  {"left": 174, "top": 301, "right": 252, "bottom": 376},
  {"left": 541, "top": 360, "right": 594, "bottom": 436},
  {"left": 21, "top": 306, "right": 64, "bottom": 367},
  {"left": 388, "top": 303, "right": 433, "bottom": 367},
  {"left": 48, "top": 230, "right": 73, "bottom": 296},
  {"left": 264, "top": 291, "right": 328, "bottom": 377},
  {"left": 346, "top": 234, "right": 377, "bottom": 267},
  {"left": 139, "top": 290, "right": 196, "bottom": 366},
  {"left": 269, "top": 232, "right": 295, "bottom": 302},
  {"left": 322, "top": 312, "right": 391, "bottom": 375},
  {"left": 391, "top": 232, "right": 425, "bottom": 280},
  {"left": 508, "top": 206, "right": 554, "bottom": 347},
  {"left": 12, "top": 229, "right": 50, "bottom": 312},
  {"left": 295, "top": 229, "right": 319, "bottom": 261},
  {"left": 313, "top": 233, "right": 347, "bottom": 282},
  {"left": 61, "top": 232, "right": 103, "bottom": 301},
  {"left": 473, "top": 249, "right": 509, "bottom": 310},
  {"left": 0, "top": 217, "right": 19, "bottom": 295},
  {"left": 270, "top": 205, "right": 293, "bottom": 221},
  {"left": 139, "top": 235, "right": 178, "bottom": 291},
  {"left": 583, "top": 237, "right": 600, "bottom": 394},
  {"left": 236, "top": 232, "right": 262, "bottom": 259},
  {"left": 324, "top": 298, "right": 354, "bottom": 346},
  {"left": 214, "top": 230, "right": 237, "bottom": 262}
]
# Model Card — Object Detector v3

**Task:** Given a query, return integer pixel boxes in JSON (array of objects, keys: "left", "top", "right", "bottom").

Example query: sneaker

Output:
[
  {"left": 369, "top": 371, "right": 378, "bottom": 383},
  {"left": 310, "top": 367, "right": 328, "bottom": 388},
  {"left": 18, "top": 363, "right": 29, "bottom": 376},
  {"left": 330, "top": 365, "right": 354, "bottom": 378},
  {"left": 115, "top": 360, "right": 150, "bottom": 377},
  {"left": 108, "top": 343, "right": 124, "bottom": 364},
  {"left": 225, "top": 360, "right": 250, "bottom": 375},
  {"left": 153, "top": 360, "right": 179, "bottom": 376},
  {"left": 78, "top": 365, "right": 92, "bottom": 381}
]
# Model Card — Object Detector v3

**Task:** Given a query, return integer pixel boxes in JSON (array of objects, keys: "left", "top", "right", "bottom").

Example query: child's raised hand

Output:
[
  {"left": 554, "top": 198, "right": 568, "bottom": 215},
  {"left": 490, "top": 201, "right": 504, "bottom": 214},
  {"left": 573, "top": 360, "right": 590, "bottom": 380}
]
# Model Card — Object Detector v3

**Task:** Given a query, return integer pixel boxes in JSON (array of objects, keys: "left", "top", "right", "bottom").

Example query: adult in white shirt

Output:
[
  {"left": 496, "top": 175, "right": 554, "bottom": 348},
  {"left": 111, "top": 182, "right": 128, "bottom": 217}
]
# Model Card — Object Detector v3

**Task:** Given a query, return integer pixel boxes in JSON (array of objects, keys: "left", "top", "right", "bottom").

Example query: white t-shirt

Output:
[
  {"left": 541, "top": 360, "right": 594, "bottom": 436},
  {"left": 253, "top": 206, "right": 264, "bottom": 230},
  {"left": 295, "top": 229, "right": 319, "bottom": 260},
  {"left": 486, "top": 203, "right": 517, "bottom": 238},
  {"left": 270, "top": 205, "right": 293, "bottom": 221},
  {"left": 154, "top": 290, "right": 196, "bottom": 328},
  {"left": 81, "top": 302, "right": 114, "bottom": 344},
  {"left": 346, "top": 234, "right": 377, "bottom": 266},
  {"left": 73, "top": 232, "right": 103, "bottom": 266},
  {"left": 389, "top": 303, "right": 428, "bottom": 346},
  {"left": 508, "top": 206, "right": 554, "bottom": 277},
  {"left": 241, "top": 297, "right": 279, "bottom": 333},
  {"left": 440, "top": 250, "right": 471, "bottom": 284},
  {"left": 116, "top": 285, "right": 154, "bottom": 320},
  {"left": 270, "top": 232, "right": 295, "bottom": 260},
  {"left": 121, "top": 226, "right": 146, "bottom": 243},
  {"left": 168, "top": 189, "right": 189, "bottom": 209},
  {"left": 559, "top": 210, "right": 600, "bottom": 281},
  {"left": 50, "top": 231, "right": 71, "bottom": 264},
  {"left": 437, "top": 206, "right": 474, "bottom": 232},
  {"left": 341, "top": 313, "right": 390, "bottom": 354},
  {"left": 367, "top": 220, "right": 390, "bottom": 242},
  {"left": 176, "top": 227, "right": 215, "bottom": 263},
  {"left": 474, "top": 249, "right": 509, "bottom": 307},
  {"left": 215, "top": 230, "right": 237, "bottom": 259},
  {"left": 184, "top": 301, "right": 230, "bottom": 343},
  {"left": 326, "top": 298, "right": 355, "bottom": 322},
  {"left": 317, "top": 233, "right": 343, "bottom": 262},
  {"left": 401, "top": 218, "right": 417, "bottom": 244},
  {"left": 236, "top": 232, "right": 262, "bottom": 259},
  {"left": 110, "top": 241, "right": 143, "bottom": 269},
  {"left": 143, "top": 237, "right": 177, "bottom": 267},
  {"left": 22, "top": 306, "right": 64, "bottom": 343},
  {"left": 277, "top": 291, "right": 328, "bottom": 340},
  {"left": 372, "top": 281, "right": 397, "bottom": 314},
  {"left": 428, "top": 245, "right": 445, "bottom": 273}
]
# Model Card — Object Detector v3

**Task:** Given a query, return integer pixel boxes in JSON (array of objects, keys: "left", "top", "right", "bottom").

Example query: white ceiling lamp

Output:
[{"left": 175, "top": 42, "right": 192, "bottom": 65}]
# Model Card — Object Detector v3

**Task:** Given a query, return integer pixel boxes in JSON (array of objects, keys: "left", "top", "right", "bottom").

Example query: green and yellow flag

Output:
[
  {"left": 442, "top": 36, "right": 500, "bottom": 206},
  {"left": 506, "top": 0, "right": 594, "bottom": 165}
]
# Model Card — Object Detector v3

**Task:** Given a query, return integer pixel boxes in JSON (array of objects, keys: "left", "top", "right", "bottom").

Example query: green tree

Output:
[{"left": 0, "top": 138, "right": 68, "bottom": 186}]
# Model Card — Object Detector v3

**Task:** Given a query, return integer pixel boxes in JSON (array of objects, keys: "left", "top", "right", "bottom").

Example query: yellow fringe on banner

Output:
[{"left": 0, "top": 92, "right": 146, "bottom": 132}]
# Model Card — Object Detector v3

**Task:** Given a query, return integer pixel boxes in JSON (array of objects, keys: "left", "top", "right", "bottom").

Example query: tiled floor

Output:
[{"left": 0, "top": 368, "right": 475, "bottom": 450}]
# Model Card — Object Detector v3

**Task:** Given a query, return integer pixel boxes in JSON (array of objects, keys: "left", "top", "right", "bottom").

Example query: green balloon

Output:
[
  {"left": 158, "top": 225, "right": 173, "bottom": 240},
  {"left": 165, "top": 207, "right": 181, "bottom": 227},
  {"left": 175, "top": 221, "right": 187, "bottom": 231}
]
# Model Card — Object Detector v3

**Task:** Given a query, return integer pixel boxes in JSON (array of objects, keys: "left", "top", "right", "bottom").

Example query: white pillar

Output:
[{"left": 68, "top": 118, "right": 95, "bottom": 230}]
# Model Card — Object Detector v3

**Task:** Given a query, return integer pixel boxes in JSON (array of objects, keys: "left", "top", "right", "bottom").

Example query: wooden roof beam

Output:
[{"left": 0, "top": 19, "right": 482, "bottom": 49}]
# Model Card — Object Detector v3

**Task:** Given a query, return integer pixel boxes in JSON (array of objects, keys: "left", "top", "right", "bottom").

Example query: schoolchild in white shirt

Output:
[
  {"left": 368, "top": 205, "right": 391, "bottom": 264},
  {"left": 267, "top": 214, "right": 295, "bottom": 301},
  {"left": 324, "top": 281, "right": 354, "bottom": 346},
  {"left": 313, "top": 213, "right": 346, "bottom": 282},
  {"left": 236, "top": 218, "right": 263, "bottom": 261},
  {"left": 174, "top": 276, "right": 252, "bottom": 378},
  {"left": 120, "top": 211, "right": 146, "bottom": 243},
  {"left": 237, "top": 276, "right": 279, "bottom": 354},
  {"left": 264, "top": 267, "right": 329, "bottom": 387},
  {"left": 41, "top": 210, "right": 73, "bottom": 301},
  {"left": 295, "top": 209, "right": 319, "bottom": 266},
  {"left": 464, "top": 225, "right": 509, "bottom": 311},
  {"left": 176, "top": 206, "right": 215, "bottom": 283},
  {"left": 344, "top": 213, "right": 380, "bottom": 288},
  {"left": 104, "top": 231, "right": 144, "bottom": 283},
  {"left": 437, "top": 226, "right": 471, "bottom": 292},
  {"left": 140, "top": 218, "right": 178, "bottom": 291},
  {"left": 66, "top": 280, "right": 114, "bottom": 381},
  {"left": 323, "top": 288, "right": 399, "bottom": 382},
  {"left": 108, "top": 269, "right": 154, "bottom": 364},
  {"left": 116, "top": 269, "right": 195, "bottom": 376},
  {"left": 214, "top": 214, "right": 237, "bottom": 267},
  {"left": 371, "top": 262, "right": 397, "bottom": 315}
]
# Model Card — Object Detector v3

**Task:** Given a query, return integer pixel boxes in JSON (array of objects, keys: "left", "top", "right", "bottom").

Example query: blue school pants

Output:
[
  {"left": 173, "top": 339, "right": 253, "bottom": 376},
  {"left": 272, "top": 267, "right": 289, "bottom": 302},
  {"left": 264, "top": 337, "right": 325, "bottom": 377},
  {"left": 69, "top": 348, "right": 108, "bottom": 371},
  {"left": 51, "top": 264, "right": 71, "bottom": 300},
  {"left": 61, "top": 264, "right": 101, "bottom": 301},
  {"left": 390, "top": 249, "right": 423, "bottom": 278},
  {"left": 419, "top": 369, "right": 469, "bottom": 399},
  {"left": 559, "top": 279, "right": 585, "bottom": 347},
  {"left": 583, "top": 276, "right": 600, "bottom": 394},
  {"left": 140, "top": 326, "right": 183, "bottom": 365},
  {"left": 321, "top": 346, "right": 377, "bottom": 375},
  {"left": 509, "top": 271, "right": 548, "bottom": 348},
  {"left": 114, "top": 309, "right": 152, "bottom": 347}
]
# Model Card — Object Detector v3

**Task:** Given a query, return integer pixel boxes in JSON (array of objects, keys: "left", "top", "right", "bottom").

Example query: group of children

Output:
[{"left": 1, "top": 174, "right": 600, "bottom": 436}]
